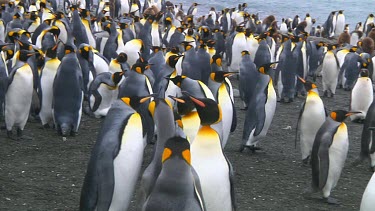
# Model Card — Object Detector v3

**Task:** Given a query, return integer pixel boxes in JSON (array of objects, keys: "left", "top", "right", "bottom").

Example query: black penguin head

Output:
[
  {"left": 131, "top": 62, "right": 147, "bottom": 74},
  {"left": 182, "top": 91, "right": 221, "bottom": 126},
  {"left": 181, "top": 41, "right": 194, "bottom": 51},
  {"left": 169, "top": 46, "right": 180, "bottom": 54},
  {"left": 206, "top": 39, "right": 216, "bottom": 48},
  {"left": 298, "top": 76, "right": 317, "bottom": 92},
  {"left": 45, "top": 43, "right": 58, "bottom": 58},
  {"left": 169, "top": 95, "right": 196, "bottom": 115},
  {"left": 306, "top": 13, "right": 310, "bottom": 17},
  {"left": 210, "top": 71, "right": 237, "bottom": 83},
  {"left": 211, "top": 54, "right": 222, "bottom": 67},
  {"left": 148, "top": 97, "right": 173, "bottom": 118},
  {"left": 360, "top": 69, "right": 370, "bottom": 77},
  {"left": 327, "top": 44, "right": 337, "bottom": 51},
  {"left": 121, "top": 94, "right": 156, "bottom": 110},
  {"left": 330, "top": 110, "right": 361, "bottom": 122},
  {"left": 167, "top": 54, "right": 183, "bottom": 68},
  {"left": 49, "top": 26, "right": 60, "bottom": 39},
  {"left": 370, "top": 14, "right": 375, "bottom": 18},
  {"left": 112, "top": 72, "right": 124, "bottom": 84},
  {"left": 235, "top": 25, "right": 244, "bottom": 32},
  {"left": 168, "top": 75, "right": 185, "bottom": 87},
  {"left": 18, "top": 50, "right": 36, "bottom": 62},
  {"left": 349, "top": 46, "right": 358, "bottom": 52},
  {"left": 116, "top": 53, "right": 128, "bottom": 63},
  {"left": 162, "top": 136, "right": 191, "bottom": 165},
  {"left": 241, "top": 50, "right": 250, "bottom": 56},
  {"left": 258, "top": 62, "right": 278, "bottom": 75},
  {"left": 152, "top": 46, "right": 162, "bottom": 53},
  {"left": 79, "top": 44, "right": 93, "bottom": 61}
]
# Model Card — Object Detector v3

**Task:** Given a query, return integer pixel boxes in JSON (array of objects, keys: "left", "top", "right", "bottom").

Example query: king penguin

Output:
[
  {"left": 142, "top": 136, "right": 206, "bottom": 211},
  {"left": 360, "top": 102, "right": 375, "bottom": 170},
  {"left": 5, "top": 50, "right": 35, "bottom": 140},
  {"left": 350, "top": 69, "right": 373, "bottom": 122},
  {"left": 241, "top": 62, "right": 278, "bottom": 152},
  {"left": 80, "top": 96, "right": 149, "bottom": 211},
  {"left": 334, "top": 10, "right": 345, "bottom": 36},
  {"left": 239, "top": 50, "right": 259, "bottom": 109},
  {"left": 53, "top": 41, "right": 84, "bottom": 139},
  {"left": 321, "top": 44, "right": 340, "bottom": 97},
  {"left": 186, "top": 93, "right": 236, "bottom": 211},
  {"left": 208, "top": 71, "right": 237, "bottom": 148},
  {"left": 295, "top": 78, "right": 326, "bottom": 164},
  {"left": 39, "top": 44, "right": 60, "bottom": 128},
  {"left": 310, "top": 110, "right": 359, "bottom": 204}
]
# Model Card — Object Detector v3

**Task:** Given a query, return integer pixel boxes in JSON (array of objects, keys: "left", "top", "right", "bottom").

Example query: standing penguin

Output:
[
  {"left": 186, "top": 93, "right": 236, "bottom": 211},
  {"left": 229, "top": 26, "right": 249, "bottom": 73},
  {"left": 360, "top": 172, "right": 375, "bottom": 211},
  {"left": 39, "top": 45, "right": 60, "bottom": 128},
  {"left": 142, "top": 136, "right": 206, "bottom": 211},
  {"left": 53, "top": 42, "right": 84, "bottom": 139},
  {"left": 80, "top": 96, "right": 149, "bottom": 211},
  {"left": 5, "top": 50, "right": 34, "bottom": 139},
  {"left": 295, "top": 78, "right": 326, "bottom": 164},
  {"left": 208, "top": 71, "right": 237, "bottom": 148},
  {"left": 187, "top": 2, "right": 199, "bottom": 16},
  {"left": 321, "top": 44, "right": 339, "bottom": 97},
  {"left": 310, "top": 110, "right": 359, "bottom": 204},
  {"left": 323, "top": 11, "right": 336, "bottom": 37},
  {"left": 239, "top": 50, "right": 259, "bottom": 109},
  {"left": 334, "top": 10, "right": 345, "bottom": 36},
  {"left": 241, "top": 62, "right": 278, "bottom": 152},
  {"left": 360, "top": 102, "right": 375, "bottom": 171},
  {"left": 350, "top": 69, "right": 373, "bottom": 122}
]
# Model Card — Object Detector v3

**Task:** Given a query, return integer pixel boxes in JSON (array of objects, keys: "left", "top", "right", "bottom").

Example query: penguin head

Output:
[
  {"left": 258, "top": 62, "right": 278, "bottom": 75},
  {"left": 152, "top": 46, "right": 162, "bottom": 53},
  {"left": 112, "top": 72, "right": 124, "bottom": 84},
  {"left": 18, "top": 50, "right": 36, "bottom": 62},
  {"left": 181, "top": 41, "right": 194, "bottom": 51},
  {"left": 306, "top": 13, "right": 310, "bottom": 18},
  {"left": 211, "top": 54, "right": 222, "bottom": 67},
  {"left": 182, "top": 91, "right": 221, "bottom": 125},
  {"left": 326, "top": 44, "right": 337, "bottom": 51},
  {"left": 79, "top": 44, "right": 93, "bottom": 62},
  {"left": 206, "top": 39, "right": 216, "bottom": 48},
  {"left": 16, "top": 39, "right": 33, "bottom": 51},
  {"left": 338, "top": 10, "right": 344, "bottom": 14},
  {"left": 370, "top": 14, "right": 375, "bottom": 18},
  {"left": 45, "top": 43, "right": 58, "bottom": 58},
  {"left": 148, "top": 97, "right": 173, "bottom": 118},
  {"left": 297, "top": 76, "right": 318, "bottom": 92},
  {"left": 48, "top": 26, "right": 60, "bottom": 40},
  {"left": 116, "top": 52, "right": 128, "bottom": 63},
  {"left": 121, "top": 94, "right": 157, "bottom": 110},
  {"left": 162, "top": 136, "right": 191, "bottom": 165},
  {"left": 131, "top": 62, "right": 147, "bottom": 74},
  {"left": 168, "top": 75, "right": 186, "bottom": 87},
  {"left": 210, "top": 71, "right": 237, "bottom": 83},
  {"left": 360, "top": 69, "right": 370, "bottom": 77},
  {"left": 167, "top": 54, "right": 183, "bottom": 68},
  {"left": 241, "top": 50, "right": 250, "bottom": 56},
  {"left": 330, "top": 110, "right": 361, "bottom": 122},
  {"left": 349, "top": 46, "right": 358, "bottom": 52},
  {"left": 169, "top": 95, "right": 196, "bottom": 116}
]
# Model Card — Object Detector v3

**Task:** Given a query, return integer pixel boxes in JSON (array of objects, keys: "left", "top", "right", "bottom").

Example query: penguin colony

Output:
[{"left": 1, "top": 0, "right": 375, "bottom": 210}]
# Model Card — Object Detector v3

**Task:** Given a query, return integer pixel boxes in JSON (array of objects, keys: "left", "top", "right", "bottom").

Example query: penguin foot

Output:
[
  {"left": 247, "top": 145, "right": 262, "bottom": 153},
  {"left": 302, "top": 157, "right": 310, "bottom": 167},
  {"left": 19, "top": 135, "right": 33, "bottom": 141},
  {"left": 240, "top": 107, "right": 248, "bottom": 110},
  {"left": 43, "top": 124, "right": 51, "bottom": 129},
  {"left": 323, "top": 91, "right": 328, "bottom": 97},
  {"left": 7, "top": 130, "right": 16, "bottom": 140},
  {"left": 0, "top": 125, "right": 6, "bottom": 130},
  {"left": 324, "top": 197, "right": 339, "bottom": 205}
]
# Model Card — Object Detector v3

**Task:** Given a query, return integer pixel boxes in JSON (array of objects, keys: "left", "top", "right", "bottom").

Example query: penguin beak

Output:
[
  {"left": 182, "top": 91, "right": 205, "bottom": 107},
  {"left": 139, "top": 93, "right": 158, "bottom": 103},
  {"left": 269, "top": 61, "right": 279, "bottom": 68},
  {"left": 297, "top": 76, "right": 306, "bottom": 83},
  {"left": 345, "top": 111, "right": 362, "bottom": 116},
  {"left": 223, "top": 72, "right": 238, "bottom": 77},
  {"left": 168, "top": 95, "right": 185, "bottom": 103}
]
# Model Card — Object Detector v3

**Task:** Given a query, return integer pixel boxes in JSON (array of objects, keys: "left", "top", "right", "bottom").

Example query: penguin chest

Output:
[
  {"left": 322, "top": 52, "right": 339, "bottom": 83},
  {"left": 360, "top": 173, "right": 375, "bottom": 211},
  {"left": 350, "top": 78, "right": 373, "bottom": 120},
  {"left": 325, "top": 123, "right": 349, "bottom": 190},
  {"left": 40, "top": 61, "right": 60, "bottom": 115},
  {"left": 231, "top": 33, "right": 248, "bottom": 70},
  {"left": 5, "top": 66, "right": 34, "bottom": 119},
  {"left": 218, "top": 84, "right": 233, "bottom": 147},
  {"left": 91, "top": 84, "right": 118, "bottom": 117},
  {"left": 109, "top": 61, "right": 122, "bottom": 73},
  {"left": 181, "top": 111, "right": 200, "bottom": 143},
  {"left": 93, "top": 54, "right": 109, "bottom": 74},
  {"left": 110, "top": 113, "right": 145, "bottom": 211},
  {"left": 191, "top": 126, "right": 232, "bottom": 211},
  {"left": 263, "top": 80, "right": 277, "bottom": 133},
  {"left": 151, "top": 23, "right": 161, "bottom": 47}
]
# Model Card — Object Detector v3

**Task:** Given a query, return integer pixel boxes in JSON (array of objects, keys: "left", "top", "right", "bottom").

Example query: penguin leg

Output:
[
  {"left": 17, "top": 128, "right": 33, "bottom": 140},
  {"left": 302, "top": 156, "right": 310, "bottom": 167},
  {"left": 323, "top": 196, "right": 339, "bottom": 205},
  {"left": 7, "top": 130, "right": 16, "bottom": 140}
]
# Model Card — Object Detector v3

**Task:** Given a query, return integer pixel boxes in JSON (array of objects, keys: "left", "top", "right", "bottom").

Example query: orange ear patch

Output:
[
  {"left": 182, "top": 149, "right": 191, "bottom": 165},
  {"left": 162, "top": 148, "right": 172, "bottom": 163}
]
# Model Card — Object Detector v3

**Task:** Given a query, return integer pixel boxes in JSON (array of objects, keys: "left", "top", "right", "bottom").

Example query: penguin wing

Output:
[
  {"left": 91, "top": 89, "right": 102, "bottom": 112},
  {"left": 295, "top": 102, "right": 306, "bottom": 149},
  {"left": 224, "top": 154, "right": 237, "bottom": 210},
  {"left": 5, "top": 67, "right": 19, "bottom": 90},
  {"left": 317, "top": 138, "right": 333, "bottom": 189},
  {"left": 191, "top": 167, "right": 207, "bottom": 211},
  {"left": 254, "top": 88, "right": 268, "bottom": 136},
  {"left": 230, "top": 98, "right": 237, "bottom": 132}
]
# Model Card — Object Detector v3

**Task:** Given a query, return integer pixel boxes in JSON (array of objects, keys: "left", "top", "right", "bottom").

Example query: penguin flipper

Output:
[
  {"left": 191, "top": 167, "right": 207, "bottom": 211},
  {"left": 295, "top": 102, "right": 306, "bottom": 149},
  {"left": 254, "top": 90, "right": 267, "bottom": 136},
  {"left": 224, "top": 154, "right": 237, "bottom": 210},
  {"left": 6, "top": 68, "right": 17, "bottom": 90},
  {"left": 318, "top": 140, "right": 331, "bottom": 189},
  {"left": 91, "top": 90, "right": 102, "bottom": 112},
  {"left": 230, "top": 98, "right": 237, "bottom": 132}
]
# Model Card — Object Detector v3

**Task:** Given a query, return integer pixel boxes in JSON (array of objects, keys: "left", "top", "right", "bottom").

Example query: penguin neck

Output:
[
  {"left": 193, "top": 125, "right": 222, "bottom": 150},
  {"left": 161, "top": 160, "right": 193, "bottom": 187},
  {"left": 307, "top": 88, "right": 319, "bottom": 95}
]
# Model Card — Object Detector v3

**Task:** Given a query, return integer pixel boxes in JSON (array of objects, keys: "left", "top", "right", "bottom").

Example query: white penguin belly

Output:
[
  {"left": 230, "top": 33, "right": 249, "bottom": 72},
  {"left": 100, "top": 37, "right": 108, "bottom": 54},
  {"left": 370, "top": 140, "right": 375, "bottom": 168},
  {"left": 109, "top": 113, "right": 146, "bottom": 211},
  {"left": 94, "top": 54, "right": 109, "bottom": 74},
  {"left": 322, "top": 53, "right": 339, "bottom": 94},
  {"left": 322, "top": 123, "right": 349, "bottom": 198},
  {"left": 39, "top": 62, "right": 59, "bottom": 125},
  {"left": 247, "top": 37, "right": 259, "bottom": 62},
  {"left": 300, "top": 96, "right": 326, "bottom": 160},
  {"left": 360, "top": 173, "right": 375, "bottom": 211},
  {"left": 350, "top": 78, "right": 373, "bottom": 121},
  {"left": 151, "top": 24, "right": 161, "bottom": 47},
  {"left": 218, "top": 85, "right": 233, "bottom": 148},
  {"left": 5, "top": 68, "right": 34, "bottom": 130},
  {"left": 191, "top": 127, "right": 232, "bottom": 211},
  {"left": 350, "top": 33, "right": 359, "bottom": 46}
]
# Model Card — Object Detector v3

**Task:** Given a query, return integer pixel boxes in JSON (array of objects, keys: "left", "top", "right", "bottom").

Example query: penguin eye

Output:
[
  {"left": 181, "top": 149, "right": 191, "bottom": 165},
  {"left": 162, "top": 148, "right": 172, "bottom": 163}
]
